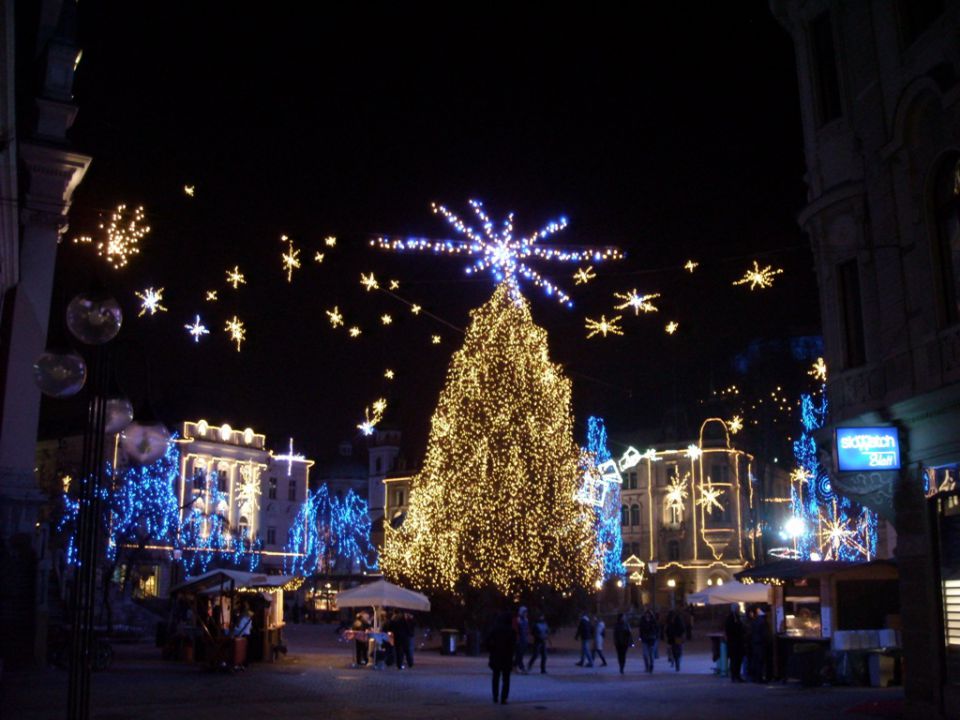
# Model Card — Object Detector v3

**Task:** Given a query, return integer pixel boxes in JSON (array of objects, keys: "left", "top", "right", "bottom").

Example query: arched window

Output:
[
  {"left": 932, "top": 153, "right": 960, "bottom": 326},
  {"left": 621, "top": 505, "right": 629, "bottom": 526},
  {"left": 630, "top": 504, "right": 641, "bottom": 527},
  {"left": 668, "top": 540, "right": 680, "bottom": 561}
]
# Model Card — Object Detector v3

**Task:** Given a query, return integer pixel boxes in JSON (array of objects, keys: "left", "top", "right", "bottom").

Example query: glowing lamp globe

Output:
[
  {"left": 32, "top": 349, "right": 87, "bottom": 398},
  {"left": 65, "top": 292, "right": 122, "bottom": 345},
  {"left": 121, "top": 420, "right": 171, "bottom": 464},
  {"left": 104, "top": 397, "right": 135, "bottom": 434}
]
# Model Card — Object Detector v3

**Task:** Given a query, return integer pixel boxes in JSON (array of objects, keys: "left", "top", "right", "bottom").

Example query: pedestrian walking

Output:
[
  {"left": 725, "top": 603, "right": 746, "bottom": 682},
  {"left": 591, "top": 614, "right": 608, "bottom": 667},
  {"left": 665, "top": 610, "right": 685, "bottom": 672},
  {"left": 613, "top": 613, "right": 633, "bottom": 674},
  {"left": 527, "top": 612, "right": 549, "bottom": 674},
  {"left": 513, "top": 606, "right": 529, "bottom": 673},
  {"left": 488, "top": 612, "right": 516, "bottom": 705},
  {"left": 574, "top": 612, "right": 594, "bottom": 667},
  {"left": 351, "top": 611, "right": 370, "bottom": 667},
  {"left": 638, "top": 607, "right": 658, "bottom": 673}
]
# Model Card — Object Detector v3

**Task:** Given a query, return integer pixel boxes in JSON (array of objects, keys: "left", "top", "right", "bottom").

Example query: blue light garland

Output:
[{"left": 585, "top": 416, "right": 625, "bottom": 579}]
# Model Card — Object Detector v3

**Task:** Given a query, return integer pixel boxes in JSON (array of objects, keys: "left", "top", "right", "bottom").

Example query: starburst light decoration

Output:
[
  {"left": 185, "top": 315, "right": 210, "bottom": 343},
  {"left": 728, "top": 415, "right": 744, "bottom": 434},
  {"left": 665, "top": 472, "right": 689, "bottom": 514},
  {"left": 732, "top": 260, "right": 784, "bottom": 290},
  {"left": 135, "top": 287, "right": 168, "bottom": 317},
  {"left": 574, "top": 266, "right": 596, "bottom": 285},
  {"left": 326, "top": 306, "right": 344, "bottom": 328},
  {"left": 431, "top": 334, "right": 441, "bottom": 344},
  {"left": 665, "top": 321, "right": 679, "bottom": 334},
  {"left": 613, "top": 289, "right": 660, "bottom": 315},
  {"left": 384, "top": 369, "right": 395, "bottom": 380},
  {"left": 349, "top": 326, "right": 362, "bottom": 338},
  {"left": 272, "top": 438, "right": 306, "bottom": 477},
  {"left": 226, "top": 266, "right": 246, "bottom": 289},
  {"left": 281, "top": 235, "right": 301, "bottom": 282},
  {"left": 324, "top": 236, "right": 337, "bottom": 247},
  {"left": 357, "top": 398, "right": 387, "bottom": 436},
  {"left": 94, "top": 204, "right": 150, "bottom": 270},
  {"left": 389, "top": 280, "right": 400, "bottom": 290},
  {"left": 685, "top": 444, "right": 702, "bottom": 460},
  {"left": 684, "top": 260, "right": 699, "bottom": 273},
  {"left": 809, "top": 357, "right": 827, "bottom": 382},
  {"left": 184, "top": 185, "right": 195, "bottom": 197},
  {"left": 237, "top": 463, "right": 262, "bottom": 516},
  {"left": 381, "top": 314, "right": 393, "bottom": 325},
  {"left": 585, "top": 314, "right": 624, "bottom": 338},
  {"left": 314, "top": 252, "right": 325, "bottom": 263},
  {"left": 372, "top": 199, "right": 622, "bottom": 308},
  {"left": 225, "top": 316, "right": 246, "bottom": 351},
  {"left": 205, "top": 290, "right": 218, "bottom": 302},
  {"left": 697, "top": 480, "right": 725, "bottom": 514},
  {"left": 411, "top": 304, "right": 422, "bottom": 315},
  {"left": 360, "top": 272, "right": 379, "bottom": 291}
]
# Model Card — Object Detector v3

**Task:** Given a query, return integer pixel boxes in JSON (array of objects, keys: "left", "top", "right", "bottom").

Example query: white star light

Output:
[
  {"left": 697, "top": 480, "right": 725, "bottom": 514},
  {"left": 585, "top": 314, "right": 624, "bottom": 339},
  {"left": 136, "top": 287, "right": 168, "bottom": 317},
  {"left": 372, "top": 199, "right": 622, "bottom": 307},
  {"left": 613, "top": 289, "right": 660, "bottom": 315},
  {"left": 273, "top": 438, "right": 305, "bottom": 477},
  {"left": 733, "top": 260, "right": 784, "bottom": 290},
  {"left": 184, "top": 315, "right": 210, "bottom": 343},
  {"left": 360, "top": 272, "right": 379, "bottom": 291}
]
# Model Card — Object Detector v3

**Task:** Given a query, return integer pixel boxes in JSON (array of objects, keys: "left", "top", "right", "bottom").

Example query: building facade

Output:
[{"left": 771, "top": 1, "right": 960, "bottom": 716}]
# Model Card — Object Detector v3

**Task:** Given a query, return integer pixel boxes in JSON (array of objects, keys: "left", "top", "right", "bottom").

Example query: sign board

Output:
[{"left": 835, "top": 427, "right": 901, "bottom": 472}]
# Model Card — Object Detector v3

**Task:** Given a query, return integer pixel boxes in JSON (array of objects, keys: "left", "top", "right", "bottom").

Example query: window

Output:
[
  {"left": 394, "top": 489, "right": 405, "bottom": 507},
  {"left": 267, "top": 527, "right": 276, "bottom": 545},
  {"left": 811, "top": 12, "right": 842, "bottom": 125},
  {"left": 269, "top": 477, "right": 277, "bottom": 500},
  {"left": 668, "top": 540, "right": 680, "bottom": 562},
  {"left": 838, "top": 259, "right": 866, "bottom": 367},
  {"left": 192, "top": 469, "right": 205, "bottom": 491},
  {"left": 630, "top": 504, "right": 641, "bottom": 527},
  {"left": 932, "top": 155, "right": 960, "bottom": 326},
  {"left": 288, "top": 480, "right": 297, "bottom": 501},
  {"left": 666, "top": 500, "right": 683, "bottom": 527},
  {"left": 217, "top": 472, "right": 227, "bottom": 493},
  {"left": 375, "top": 457, "right": 382, "bottom": 474},
  {"left": 628, "top": 471, "right": 638, "bottom": 490},
  {"left": 621, "top": 505, "right": 629, "bottom": 526},
  {"left": 711, "top": 464, "right": 729, "bottom": 484}
]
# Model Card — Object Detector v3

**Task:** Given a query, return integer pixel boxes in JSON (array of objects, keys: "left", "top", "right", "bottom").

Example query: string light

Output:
[
  {"left": 382, "top": 283, "right": 601, "bottom": 595},
  {"left": 280, "top": 235, "right": 301, "bottom": 282},
  {"left": 360, "top": 272, "right": 379, "bottom": 291},
  {"left": 226, "top": 266, "right": 246, "bottom": 289},
  {"left": 135, "top": 287, "right": 168, "bottom": 316},
  {"left": 326, "top": 306, "right": 344, "bottom": 328},
  {"left": 371, "top": 199, "right": 623, "bottom": 308},
  {"left": 613, "top": 289, "right": 660, "bottom": 315},
  {"left": 574, "top": 266, "right": 596, "bottom": 285},
  {"left": 185, "top": 315, "right": 210, "bottom": 343},
  {"left": 665, "top": 321, "right": 679, "bottom": 334},
  {"left": 91, "top": 203, "right": 150, "bottom": 270},
  {"left": 684, "top": 260, "right": 698, "bottom": 273},
  {"left": 225, "top": 316, "right": 246, "bottom": 351},
  {"left": 733, "top": 260, "right": 784, "bottom": 290},
  {"left": 585, "top": 314, "right": 624, "bottom": 338},
  {"left": 205, "top": 290, "right": 218, "bottom": 302}
]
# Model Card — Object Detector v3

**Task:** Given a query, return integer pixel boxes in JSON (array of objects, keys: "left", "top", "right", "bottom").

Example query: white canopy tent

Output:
[
  {"left": 336, "top": 579, "right": 430, "bottom": 630},
  {"left": 687, "top": 580, "right": 772, "bottom": 606}
]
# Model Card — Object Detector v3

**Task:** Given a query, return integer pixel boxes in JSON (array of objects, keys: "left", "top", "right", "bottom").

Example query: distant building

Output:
[{"left": 772, "top": 1, "right": 960, "bottom": 716}]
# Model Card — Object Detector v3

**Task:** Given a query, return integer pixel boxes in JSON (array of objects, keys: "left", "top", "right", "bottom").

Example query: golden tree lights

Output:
[{"left": 381, "top": 283, "right": 601, "bottom": 595}]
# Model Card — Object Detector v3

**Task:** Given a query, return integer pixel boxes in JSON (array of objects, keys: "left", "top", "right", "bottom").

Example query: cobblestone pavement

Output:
[{"left": 2, "top": 625, "right": 903, "bottom": 719}]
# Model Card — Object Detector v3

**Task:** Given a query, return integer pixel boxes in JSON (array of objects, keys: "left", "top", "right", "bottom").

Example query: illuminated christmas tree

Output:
[
  {"left": 382, "top": 283, "right": 601, "bottom": 596},
  {"left": 584, "top": 416, "right": 625, "bottom": 579}
]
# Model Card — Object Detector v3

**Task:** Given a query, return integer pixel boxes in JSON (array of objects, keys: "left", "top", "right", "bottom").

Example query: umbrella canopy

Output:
[
  {"left": 687, "top": 580, "right": 771, "bottom": 605},
  {"left": 336, "top": 578, "right": 431, "bottom": 612}
]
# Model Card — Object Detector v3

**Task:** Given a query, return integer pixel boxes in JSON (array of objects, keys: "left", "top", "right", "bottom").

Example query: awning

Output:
[
  {"left": 335, "top": 578, "right": 430, "bottom": 611},
  {"left": 687, "top": 580, "right": 772, "bottom": 605},
  {"left": 170, "top": 569, "right": 298, "bottom": 595}
]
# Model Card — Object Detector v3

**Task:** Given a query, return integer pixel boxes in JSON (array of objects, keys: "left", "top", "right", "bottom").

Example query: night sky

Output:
[{"left": 40, "top": 3, "right": 819, "bottom": 462}]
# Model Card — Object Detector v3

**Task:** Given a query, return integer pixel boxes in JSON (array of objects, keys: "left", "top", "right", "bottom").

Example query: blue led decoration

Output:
[
  {"left": 585, "top": 416, "right": 626, "bottom": 579},
  {"left": 284, "top": 484, "right": 378, "bottom": 576},
  {"left": 371, "top": 200, "right": 623, "bottom": 308}
]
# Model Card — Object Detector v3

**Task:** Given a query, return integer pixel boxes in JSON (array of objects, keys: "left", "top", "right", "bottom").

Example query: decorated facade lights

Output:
[
  {"left": 613, "top": 289, "right": 660, "bottom": 315},
  {"left": 360, "top": 272, "right": 380, "bottom": 291},
  {"left": 727, "top": 415, "right": 744, "bottom": 434},
  {"left": 280, "top": 234, "right": 301, "bottom": 282},
  {"left": 272, "top": 438, "right": 306, "bottom": 477},
  {"left": 665, "top": 472, "right": 689, "bottom": 514},
  {"left": 732, "top": 260, "right": 784, "bottom": 290},
  {"left": 371, "top": 199, "right": 623, "bottom": 308},
  {"left": 574, "top": 266, "right": 596, "bottom": 285},
  {"left": 585, "top": 314, "right": 624, "bottom": 338},
  {"left": 696, "top": 479, "right": 725, "bottom": 514},
  {"left": 184, "top": 315, "right": 210, "bottom": 343},
  {"left": 226, "top": 266, "right": 246, "bottom": 289},
  {"left": 225, "top": 316, "right": 246, "bottom": 351},
  {"left": 135, "top": 287, "right": 168, "bottom": 317},
  {"left": 357, "top": 398, "right": 387, "bottom": 436}
]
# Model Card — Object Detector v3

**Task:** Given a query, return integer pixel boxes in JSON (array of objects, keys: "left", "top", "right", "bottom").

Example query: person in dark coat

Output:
[
  {"left": 387, "top": 611, "right": 412, "bottom": 670},
  {"left": 724, "top": 604, "right": 746, "bottom": 682},
  {"left": 527, "top": 612, "right": 549, "bottom": 674},
  {"left": 513, "top": 606, "right": 529, "bottom": 673},
  {"left": 665, "top": 610, "right": 686, "bottom": 672},
  {"left": 613, "top": 613, "right": 634, "bottom": 674},
  {"left": 638, "top": 607, "right": 659, "bottom": 673},
  {"left": 574, "top": 612, "right": 594, "bottom": 667},
  {"left": 488, "top": 612, "right": 516, "bottom": 704},
  {"left": 351, "top": 611, "right": 370, "bottom": 667},
  {"left": 749, "top": 607, "right": 770, "bottom": 682}
]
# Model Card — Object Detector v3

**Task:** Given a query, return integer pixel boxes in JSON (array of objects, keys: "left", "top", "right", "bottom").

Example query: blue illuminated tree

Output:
[
  {"left": 284, "top": 484, "right": 377, "bottom": 576},
  {"left": 585, "top": 416, "right": 625, "bottom": 579}
]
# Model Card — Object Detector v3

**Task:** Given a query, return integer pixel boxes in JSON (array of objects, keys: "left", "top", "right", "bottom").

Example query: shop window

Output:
[{"left": 192, "top": 469, "right": 205, "bottom": 492}]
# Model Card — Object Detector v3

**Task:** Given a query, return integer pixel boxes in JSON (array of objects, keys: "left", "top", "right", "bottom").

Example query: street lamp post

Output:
[{"left": 648, "top": 560, "right": 659, "bottom": 612}]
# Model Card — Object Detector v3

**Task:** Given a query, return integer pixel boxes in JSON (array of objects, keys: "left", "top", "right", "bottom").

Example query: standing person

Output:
[
  {"left": 638, "top": 607, "right": 659, "bottom": 673},
  {"left": 513, "top": 606, "right": 529, "bottom": 674},
  {"left": 388, "top": 611, "right": 412, "bottom": 670},
  {"left": 404, "top": 612, "right": 417, "bottom": 668},
  {"left": 724, "top": 604, "right": 746, "bottom": 682},
  {"left": 574, "top": 612, "right": 594, "bottom": 667},
  {"left": 665, "top": 610, "right": 686, "bottom": 672},
  {"left": 488, "top": 612, "right": 516, "bottom": 705},
  {"left": 591, "top": 614, "right": 608, "bottom": 667},
  {"left": 613, "top": 613, "right": 633, "bottom": 675},
  {"left": 351, "top": 611, "right": 370, "bottom": 667},
  {"left": 749, "top": 607, "right": 770, "bottom": 683},
  {"left": 527, "top": 612, "right": 549, "bottom": 674}
]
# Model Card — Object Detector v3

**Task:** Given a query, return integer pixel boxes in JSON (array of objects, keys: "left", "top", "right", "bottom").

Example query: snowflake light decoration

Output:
[
  {"left": 613, "top": 289, "right": 660, "bottom": 315},
  {"left": 665, "top": 321, "right": 679, "bottom": 334},
  {"left": 237, "top": 463, "right": 262, "bottom": 515},
  {"left": 205, "top": 290, "right": 218, "bottom": 302},
  {"left": 684, "top": 260, "right": 698, "bottom": 273},
  {"left": 685, "top": 444, "right": 702, "bottom": 460},
  {"left": 384, "top": 369, "right": 395, "bottom": 380},
  {"left": 389, "top": 280, "right": 400, "bottom": 290},
  {"left": 381, "top": 314, "right": 393, "bottom": 325},
  {"left": 809, "top": 357, "right": 827, "bottom": 382},
  {"left": 574, "top": 266, "right": 596, "bottom": 285},
  {"left": 665, "top": 472, "right": 689, "bottom": 514},
  {"left": 225, "top": 316, "right": 246, "bottom": 351},
  {"left": 136, "top": 287, "right": 168, "bottom": 316},
  {"left": 431, "top": 335, "right": 441, "bottom": 344},
  {"left": 314, "top": 252, "right": 325, "bottom": 263},
  {"left": 728, "top": 415, "right": 744, "bottom": 434},
  {"left": 411, "top": 304, "right": 422, "bottom": 315},
  {"left": 360, "top": 272, "right": 379, "bottom": 291},
  {"left": 697, "top": 480, "right": 725, "bottom": 514},
  {"left": 184, "top": 185, "right": 195, "bottom": 197},
  {"left": 585, "top": 314, "right": 624, "bottom": 338},
  {"left": 281, "top": 235, "right": 301, "bottom": 282},
  {"left": 184, "top": 315, "right": 210, "bottom": 343},
  {"left": 790, "top": 467, "right": 812, "bottom": 485},
  {"left": 349, "top": 326, "right": 362, "bottom": 338},
  {"left": 372, "top": 199, "right": 622, "bottom": 307},
  {"left": 357, "top": 398, "right": 387, "bottom": 436},
  {"left": 326, "top": 306, "right": 344, "bottom": 328},
  {"left": 324, "top": 236, "right": 337, "bottom": 247},
  {"left": 733, "top": 260, "right": 784, "bottom": 290},
  {"left": 226, "top": 266, "right": 246, "bottom": 289},
  {"left": 817, "top": 501, "right": 868, "bottom": 560}
]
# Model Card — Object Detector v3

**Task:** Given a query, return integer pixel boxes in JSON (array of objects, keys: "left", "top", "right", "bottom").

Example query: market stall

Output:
[
  {"left": 169, "top": 569, "right": 300, "bottom": 668},
  {"left": 336, "top": 578, "right": 430, "bottom": 668}
]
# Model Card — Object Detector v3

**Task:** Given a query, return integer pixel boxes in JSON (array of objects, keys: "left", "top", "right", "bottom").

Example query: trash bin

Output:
[{"left": 440, "top": 629, "right": 458, "bottom": 656}]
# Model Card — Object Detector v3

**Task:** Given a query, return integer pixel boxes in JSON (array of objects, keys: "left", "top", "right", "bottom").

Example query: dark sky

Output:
[{"left": 41, "top": 3, "right": 819, "bottom": 462}]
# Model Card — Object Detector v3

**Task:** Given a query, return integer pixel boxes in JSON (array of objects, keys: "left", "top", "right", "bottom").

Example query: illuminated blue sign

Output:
[{"left": 836, "top": 427, "right": 901, "bottom": 472}]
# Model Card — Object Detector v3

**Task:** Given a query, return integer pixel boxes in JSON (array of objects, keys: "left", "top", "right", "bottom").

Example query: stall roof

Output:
[
  {"left": 171, "top": 569, "right": 298, "bottom": 595},
  {"left": 736, "top": 559, "right": 896, "bottom": 585}
]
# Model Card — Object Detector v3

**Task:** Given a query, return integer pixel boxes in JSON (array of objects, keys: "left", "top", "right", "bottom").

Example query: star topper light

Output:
[{"left": 371, "top": 199, "right": 623, "bottom": 307}]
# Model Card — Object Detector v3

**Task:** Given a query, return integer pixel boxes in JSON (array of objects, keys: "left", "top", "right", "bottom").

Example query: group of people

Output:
[
  {"left": 487, "top": 606, "right": 550, "bottom": 704},
  {"left": 575, "top": 607, "right": 689, "bottom": 674},
  {"left": 350, "top": 609, "right": 417, "bottom": 670},
  {"left": 724, "top": 603, "right": 771, "bottom": 683}
]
